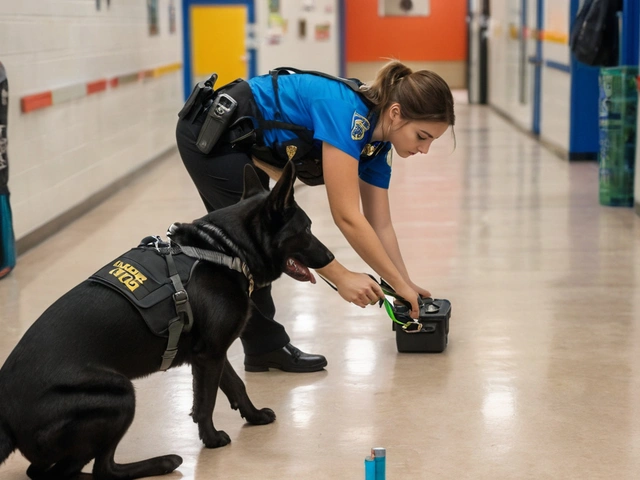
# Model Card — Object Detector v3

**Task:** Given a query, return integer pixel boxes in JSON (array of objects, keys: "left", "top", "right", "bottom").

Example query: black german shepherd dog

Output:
[{"left": 0, "top": 162, "right": 334, "bottom": 480}]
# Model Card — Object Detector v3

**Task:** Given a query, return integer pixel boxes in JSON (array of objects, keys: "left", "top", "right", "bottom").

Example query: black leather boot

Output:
[{"left": 244, "top": 343, "right": 327, "bottom": 372}]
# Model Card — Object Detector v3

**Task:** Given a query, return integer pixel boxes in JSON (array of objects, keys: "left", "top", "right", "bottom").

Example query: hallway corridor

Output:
[{"left": 1, "top": 96, "right": 639, "bottom": 479}]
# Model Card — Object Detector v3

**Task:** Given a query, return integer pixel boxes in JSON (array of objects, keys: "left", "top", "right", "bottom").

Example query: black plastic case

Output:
[{"left": 392, "top": 298, "right": 451, "bottom": 353}]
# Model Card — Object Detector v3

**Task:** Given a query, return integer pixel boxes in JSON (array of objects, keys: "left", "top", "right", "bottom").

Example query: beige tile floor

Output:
[{"left": 2, "top": 96, "right": 640, "bottom": 480}]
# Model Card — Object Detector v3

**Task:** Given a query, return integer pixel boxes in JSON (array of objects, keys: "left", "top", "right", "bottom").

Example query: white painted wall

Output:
[
  {"left": 539, "top": 0, "right": 571, "bottom": 151},
  {"left": 488, "top": 0, "right": 534, "bottom": 132},
  {"left": 488, "top": 0, "right": 571, "bottom": 154},
  {"left": 1, "top": 0, "right": 183, "bottom": 240},
  {"left": 254, "top": 0, "right": 340, "bottom": 76},
  {"left": 1, "top": 0, "right": 343, "bottom": 243}
]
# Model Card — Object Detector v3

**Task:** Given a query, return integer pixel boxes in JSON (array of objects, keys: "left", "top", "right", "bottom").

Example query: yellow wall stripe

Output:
[{"left": 506, "top": 25, "right": 569, "bottom": 45}]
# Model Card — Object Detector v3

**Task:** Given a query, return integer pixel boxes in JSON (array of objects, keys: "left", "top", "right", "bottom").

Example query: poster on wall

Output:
[
  {"left": 379, "top": 0, "right": 429, "bottom": 17},
  {"left": 95, "top": 0, "right": 110, "bottom": 11},
  {"left": 298, "top": 19, "right": 307, "bottom": 40},
  {"left": 267, "top": 0, "right": 286, "bottom": 45},
  {"left": 148, "top": 0, "right": 159, "bottom": 36},
  {"left": 169, "top": 0, "right": 176, "bottom": 34},
  {"left": 314, "top": 24, "right": 330, "bottom": 41}
]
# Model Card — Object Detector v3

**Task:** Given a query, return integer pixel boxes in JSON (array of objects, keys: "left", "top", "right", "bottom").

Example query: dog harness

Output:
[{"left": 88, "top": 231, "right": 255, "bottom": 371}]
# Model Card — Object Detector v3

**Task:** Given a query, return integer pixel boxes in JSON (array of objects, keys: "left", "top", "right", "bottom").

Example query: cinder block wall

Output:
[{"left": 0, "top": 0, "right": 183, "bottom": 242}]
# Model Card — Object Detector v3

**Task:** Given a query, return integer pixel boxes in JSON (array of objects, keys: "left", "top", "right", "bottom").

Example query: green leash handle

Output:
[{"left": 367, "top": 275, "right": 425, "bottom": 331}]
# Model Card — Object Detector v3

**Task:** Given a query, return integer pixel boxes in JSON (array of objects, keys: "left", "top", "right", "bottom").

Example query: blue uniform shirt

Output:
[{"left": 247, "top": 73, "right": 393, "bottom": 189}]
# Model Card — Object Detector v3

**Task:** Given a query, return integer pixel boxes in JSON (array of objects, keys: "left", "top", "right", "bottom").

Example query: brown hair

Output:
[{"left": 360, "top": 61, "right": 456, "bottom": 127}]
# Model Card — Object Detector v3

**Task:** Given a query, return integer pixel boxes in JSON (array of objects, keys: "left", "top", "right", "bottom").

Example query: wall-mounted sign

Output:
[
  {"left": 148, "top": 0, "right": 159, "bottom": 36},
  {"left": 379, "top": 0, "right": 429, "bottom": 17}
]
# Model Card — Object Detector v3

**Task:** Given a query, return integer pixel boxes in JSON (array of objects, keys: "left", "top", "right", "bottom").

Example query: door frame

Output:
[
  {"left": 181, "top": 0, "right": 256, "bottom": 100},
  {"left": 466, "top": 0, "right": 490, "bottom": 104},
  {"left": 531, "top": 0, "right": 543, "bottom": 135},
  {"left": 338, "top": 0, "right": 346, "bottom": 77}
]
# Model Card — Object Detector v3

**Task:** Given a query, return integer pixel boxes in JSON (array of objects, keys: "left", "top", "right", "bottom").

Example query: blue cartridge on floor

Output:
[{"left": 372, "top": 447, "right": 386, "bottom": 480}]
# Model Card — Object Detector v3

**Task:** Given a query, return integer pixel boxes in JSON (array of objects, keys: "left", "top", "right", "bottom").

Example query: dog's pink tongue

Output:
[{"left": 285, "top": 258, "right": 316, "bottom": 283}]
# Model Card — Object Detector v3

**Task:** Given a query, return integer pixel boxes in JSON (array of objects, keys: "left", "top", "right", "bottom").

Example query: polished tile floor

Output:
[{"left": 2, "top": 95, "right": 640, "bottom": 480}]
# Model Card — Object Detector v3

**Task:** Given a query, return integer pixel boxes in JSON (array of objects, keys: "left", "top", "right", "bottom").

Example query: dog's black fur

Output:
[{"left": 0, "top": 162, "right": 334, "bottom": 480}]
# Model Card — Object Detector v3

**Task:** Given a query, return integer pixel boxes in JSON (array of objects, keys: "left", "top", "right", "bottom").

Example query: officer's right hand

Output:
[{"left": 335, "top": 271, "right": 384, "bottom": 308}]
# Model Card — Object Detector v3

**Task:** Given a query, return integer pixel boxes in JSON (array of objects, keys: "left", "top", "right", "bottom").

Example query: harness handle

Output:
[{"left": 158, "top": 251, "right": 194, "bottom": 371}]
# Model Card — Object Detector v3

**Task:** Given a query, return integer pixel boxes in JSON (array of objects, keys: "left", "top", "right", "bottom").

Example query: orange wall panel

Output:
[{"left": 346, "top": 0, "right": 467, "bottom": 62}]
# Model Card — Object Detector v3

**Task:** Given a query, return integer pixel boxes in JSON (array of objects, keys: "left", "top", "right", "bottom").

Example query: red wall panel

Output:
[{"left": 346, "top": 0, "right": 467, "bottom": 62}]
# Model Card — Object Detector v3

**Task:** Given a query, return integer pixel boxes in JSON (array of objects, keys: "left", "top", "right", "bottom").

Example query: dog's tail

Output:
[{"left": 0, "top": 418, "right": 15, "bottom": 464}]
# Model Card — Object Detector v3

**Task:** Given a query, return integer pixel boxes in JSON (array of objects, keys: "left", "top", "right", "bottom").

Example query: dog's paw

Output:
[
  {"left": 244, "top": 407, "right": 276, "bottom": 425},
  {"left": 201, "top": 430, "right": 231, "bottom": 448}
]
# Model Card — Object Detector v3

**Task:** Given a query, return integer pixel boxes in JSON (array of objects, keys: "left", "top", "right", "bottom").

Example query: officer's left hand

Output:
[{"left": 408, "top": 280, "right": 431, "bottom": 299}]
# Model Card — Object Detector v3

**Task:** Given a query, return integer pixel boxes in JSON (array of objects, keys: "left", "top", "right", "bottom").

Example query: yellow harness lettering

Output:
[{"left": 108, "top": 260, "right": 148, "bottom": 292}]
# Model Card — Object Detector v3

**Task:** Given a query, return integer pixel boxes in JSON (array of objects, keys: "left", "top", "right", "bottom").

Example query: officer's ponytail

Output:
[
  {"left": 360, "top": 61, "right": 412, "bottom": 112},
  {"left": 361, "top": 60, "right": 455, "bottom": 127}
]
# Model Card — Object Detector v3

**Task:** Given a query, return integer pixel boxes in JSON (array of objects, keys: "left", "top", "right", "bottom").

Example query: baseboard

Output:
[
  {"left": 537, "top": 137, "right": 569, "bottom": 161},
  {"left": 346, "top": 60, "right": 467, "bottom": 90},
  {"left": 489, "top": 105, "right": 555, "bottom": 154},
  {"left": 16, "top": 146, "right": 177, "bottom": 256},
  {"left": 489, "top": 105, "right": 598, "bottom": 163},
  {"left": 568, "top": 152, "right": 598, "bottom": 161}
]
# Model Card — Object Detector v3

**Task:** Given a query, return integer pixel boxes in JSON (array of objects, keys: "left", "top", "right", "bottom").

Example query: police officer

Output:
[{"left": 175, "top": 61, "right": 455, "bottom": 373}]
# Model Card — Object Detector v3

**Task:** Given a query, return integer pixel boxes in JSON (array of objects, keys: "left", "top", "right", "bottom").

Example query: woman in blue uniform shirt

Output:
[{"left": 176, "top": 60, "right": 455, "bottom": 373}]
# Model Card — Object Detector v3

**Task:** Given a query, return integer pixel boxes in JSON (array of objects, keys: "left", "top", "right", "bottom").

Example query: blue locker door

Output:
[{"left": 531, "top": 0, "right": 543, "bottom": 135}]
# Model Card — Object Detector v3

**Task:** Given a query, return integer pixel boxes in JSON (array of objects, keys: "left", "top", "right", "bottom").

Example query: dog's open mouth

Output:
[{"left": 284, "top": 257, "right": 316, "bottom": 283}]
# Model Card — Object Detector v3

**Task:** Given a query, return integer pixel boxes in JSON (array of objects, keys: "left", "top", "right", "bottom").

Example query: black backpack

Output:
[{"left": 570, "top": 0, "right": 621, "bottom": 67}]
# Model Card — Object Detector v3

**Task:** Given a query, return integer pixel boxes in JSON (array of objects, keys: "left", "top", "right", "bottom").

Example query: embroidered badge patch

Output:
[
  {"left": 286, "top": 145, "right": 298, "bottom": 160},
  {"left": 351, "top": 112, "right": 370, "bottom": 141}
]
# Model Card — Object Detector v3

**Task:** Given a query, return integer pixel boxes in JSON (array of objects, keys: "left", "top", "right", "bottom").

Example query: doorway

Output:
[{"left": 181, "top": 0, "right": 256, "bottom": 100}]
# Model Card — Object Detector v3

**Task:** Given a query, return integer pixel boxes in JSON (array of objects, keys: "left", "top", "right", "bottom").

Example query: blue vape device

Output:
[{"left": 364, "top": 455, "right": 376, "bottom": 480}]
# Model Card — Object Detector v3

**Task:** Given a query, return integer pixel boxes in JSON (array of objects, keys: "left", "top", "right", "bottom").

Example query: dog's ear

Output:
[
  {"left": 267, "top": 160, "right": 296, "bottom": 212},
  {"left": 242, "top": 164, "right": 267, "bottom": 199}
]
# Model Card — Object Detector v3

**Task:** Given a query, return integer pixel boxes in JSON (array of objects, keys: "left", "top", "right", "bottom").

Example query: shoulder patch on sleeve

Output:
[{"left": 351, "top": 111, "right": 370, "bottom": 141}]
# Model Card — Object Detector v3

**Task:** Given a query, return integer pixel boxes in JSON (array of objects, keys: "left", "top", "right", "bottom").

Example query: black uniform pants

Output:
[{"left": 175, "top": 110, "right": 290, "bottom": 356}]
